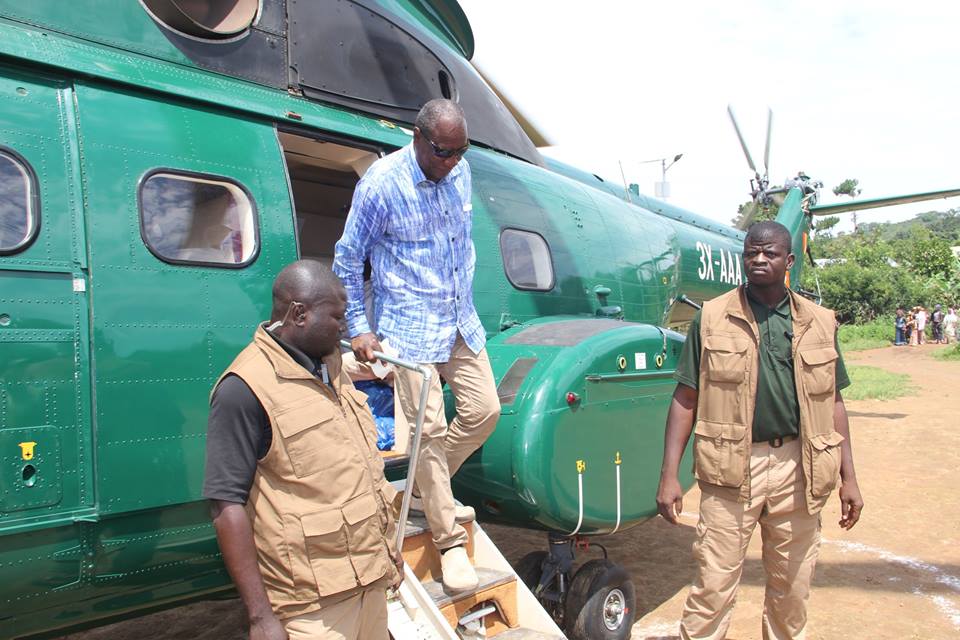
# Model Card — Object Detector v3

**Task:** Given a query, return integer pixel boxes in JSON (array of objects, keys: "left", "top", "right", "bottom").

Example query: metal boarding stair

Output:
[
  {"left": 387, "top": 504, "right": 566, "bottom": 639},
  {"left": 338, "top": 342, "right": 565, "bottom": 639}
]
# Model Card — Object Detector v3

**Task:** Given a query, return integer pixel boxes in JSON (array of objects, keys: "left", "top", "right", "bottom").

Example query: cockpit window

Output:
[
  {"left": 0, "top": 148, "right": 40, "bottom": 255},
  {"left": 500, "top": 228, "right": 554, "bottom": 291},
  {"left": 139, "top": 170, "right": 258, "bottom": 267}
]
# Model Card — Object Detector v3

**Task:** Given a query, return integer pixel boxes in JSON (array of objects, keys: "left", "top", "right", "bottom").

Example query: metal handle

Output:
[{"left": 340, "top": 340, "right": 431, "bottom": 550}]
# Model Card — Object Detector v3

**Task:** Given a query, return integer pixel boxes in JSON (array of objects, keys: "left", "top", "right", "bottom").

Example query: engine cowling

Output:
[{"left": 452, "top": 316, "right": 695, "bottom": 535}]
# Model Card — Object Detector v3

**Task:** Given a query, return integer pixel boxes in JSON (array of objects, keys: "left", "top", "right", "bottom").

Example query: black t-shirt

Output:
[
  {"left": 202, "top": 374, "right": 272, "bottom": 505},
  {"left": 203, "top": 329, "right": 327, "bottom": 505}
]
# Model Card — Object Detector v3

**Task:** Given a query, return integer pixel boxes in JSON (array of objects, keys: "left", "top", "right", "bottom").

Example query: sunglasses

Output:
[{"left": 421, "top": 131, "right": 469, "bottom": 159}]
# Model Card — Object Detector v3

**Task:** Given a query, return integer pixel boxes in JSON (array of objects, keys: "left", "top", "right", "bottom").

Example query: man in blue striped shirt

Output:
[{"left": 334, "top": 99, "right": 500, "bottom": 593}]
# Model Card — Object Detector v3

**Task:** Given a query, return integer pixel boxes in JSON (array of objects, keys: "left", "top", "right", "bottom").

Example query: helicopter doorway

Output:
[
  {"left": 277, "top": 130, "right": 381, "bottom": 267},
  {"left": 277, "top": 131, "right": 410, "bottom": 461}
]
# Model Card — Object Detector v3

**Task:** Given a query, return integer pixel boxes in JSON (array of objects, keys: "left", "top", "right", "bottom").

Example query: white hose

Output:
[
  {"left": 570, "top": 462, "right": 585, "bottom": 536},
  {"left": 611, "top": 462, "right": 622, "bottom": 535}
]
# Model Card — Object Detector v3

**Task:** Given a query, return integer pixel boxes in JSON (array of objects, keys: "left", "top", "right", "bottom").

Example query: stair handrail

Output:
[{"left": 341, "top": 340, "right": 431, "bottom": 550}]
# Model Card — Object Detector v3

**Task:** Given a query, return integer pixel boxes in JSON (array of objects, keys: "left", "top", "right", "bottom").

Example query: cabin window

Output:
[
  {"left": 500, "top": 228, "right": 554, "bottom": 291},
  {"left": 0, "top": 148, "right": 40, "bottom": 255},
  {"left": 139, "top": 171, "right": 258, "bottom": 267}
]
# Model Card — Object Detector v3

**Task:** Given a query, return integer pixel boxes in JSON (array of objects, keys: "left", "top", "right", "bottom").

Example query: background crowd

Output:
[{"left": 894, "top": 304, "right": 957, "bottom": 346}]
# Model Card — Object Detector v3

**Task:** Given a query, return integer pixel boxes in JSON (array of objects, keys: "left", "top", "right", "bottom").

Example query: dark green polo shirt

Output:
[{"left": 675, "top": 290, "right": 851, "bottom": 442}]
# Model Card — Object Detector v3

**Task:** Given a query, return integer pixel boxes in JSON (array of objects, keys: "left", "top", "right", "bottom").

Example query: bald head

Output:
[
  {"left": 271, "top": 260, "right": 344, "bottom": 321},
  {"left": 744, "top": 221, "right": 792, "bottom": 253}
]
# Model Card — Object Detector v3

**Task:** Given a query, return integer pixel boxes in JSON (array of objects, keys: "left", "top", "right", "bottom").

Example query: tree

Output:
[
  {"left": 832, "top": 179, "right": 862, "bottom": 198},
  {"left": 908, "top": 234, "right": 955, "bottom": 279},
  {"left": 833, "top": 178, "right": 862, "bottom": 232},
  {"left": 814, "top": 215, "right": 840, "bottom": 237}
]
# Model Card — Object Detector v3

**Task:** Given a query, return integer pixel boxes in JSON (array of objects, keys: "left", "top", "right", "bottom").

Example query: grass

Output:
[
  {"left": 934, "top": 343, "right": 960, "bottom": 361},
  {"left": 843, "top": 365, "right": 917, "bottom": 401},
  {"left": 837, "top": 316, "right": 895, "bottom": 352}
]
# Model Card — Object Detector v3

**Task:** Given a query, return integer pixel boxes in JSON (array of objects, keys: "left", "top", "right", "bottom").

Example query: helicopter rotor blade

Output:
[
  {"left": 763, "top": 108, "right": 773, "bottom": 177},
  {"left": 727, "top": 105, "right": 757, "bottom": 173}
]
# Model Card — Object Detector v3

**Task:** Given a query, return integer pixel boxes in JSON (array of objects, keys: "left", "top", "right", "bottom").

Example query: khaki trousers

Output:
[
  {"left": 393, "top": 333, "right": 500, "bottom": 549},
  {"left": 681, "top": 438, "right": 821, "bottom": 640},
  {"left": 284, "top": 588, "right": 387, "bottom": 640}
]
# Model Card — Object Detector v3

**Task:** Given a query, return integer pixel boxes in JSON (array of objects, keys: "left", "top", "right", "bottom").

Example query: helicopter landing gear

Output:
[
  {"left": 515, "top": 533, "right": 636, "bottom": 640},
  {"left": 565, "top": 559, "right": 635, "bottom": 639}
]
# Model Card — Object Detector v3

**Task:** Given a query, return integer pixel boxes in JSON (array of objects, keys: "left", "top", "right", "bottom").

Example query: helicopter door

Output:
[{"left": 0, "top": 68, "right": 94, "bottom": 594}]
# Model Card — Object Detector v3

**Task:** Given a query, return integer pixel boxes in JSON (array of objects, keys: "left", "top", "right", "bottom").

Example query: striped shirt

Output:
[{"left": 333, "top": 143, "right": 484, "bottom": 363}]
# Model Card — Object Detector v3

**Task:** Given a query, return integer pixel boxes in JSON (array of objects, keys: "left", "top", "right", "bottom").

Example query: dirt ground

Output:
[{"left": 60, "top": 344, "right": 960, "bottom": 640}]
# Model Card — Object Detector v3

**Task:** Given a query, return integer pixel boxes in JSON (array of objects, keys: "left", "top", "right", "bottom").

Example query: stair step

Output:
[
  {"left": 492, "top": 629, "right": 565, "bottom": 640},
  {"left": 421, "top": 567, "right": 519, "bottom": 631},
  {"left": 422, "top": 567, "right": 514, "bottom": 608},
  {"left": 401, "top": 517, "right": 476, "bottom": 583}
]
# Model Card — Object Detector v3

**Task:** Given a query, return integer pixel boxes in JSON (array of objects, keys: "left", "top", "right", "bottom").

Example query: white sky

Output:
[{"left": 459, "top": 0, "right": 960, "bottom": 233}]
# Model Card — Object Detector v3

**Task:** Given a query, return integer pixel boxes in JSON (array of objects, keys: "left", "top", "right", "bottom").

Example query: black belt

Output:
[{"left": 763, "top": 434, "right": 798, "bottom": 448}]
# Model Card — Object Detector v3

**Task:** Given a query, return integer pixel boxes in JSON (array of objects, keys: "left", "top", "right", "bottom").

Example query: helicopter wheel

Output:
[
  {"left": 564, "top": 559, "right": 636, "bottom": 640},
  {"left": 514, "top": 550, "right": 549, "bottom": 591}
]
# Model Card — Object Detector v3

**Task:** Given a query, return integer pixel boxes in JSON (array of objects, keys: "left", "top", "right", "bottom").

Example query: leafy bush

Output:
[
  {"left": 804, "top": 263, "right": 913, "bottom": 323},
  {"left": 838, "top": 316, "right": 895, "bottom": 351}
]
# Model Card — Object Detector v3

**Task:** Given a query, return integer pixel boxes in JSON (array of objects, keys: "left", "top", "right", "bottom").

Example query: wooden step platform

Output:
[
  {"left": 401, "top": 514, "right": 476, "bottom": 582},
  {"left": 421, "top": 567, "right": 519, "bottom": 632}
]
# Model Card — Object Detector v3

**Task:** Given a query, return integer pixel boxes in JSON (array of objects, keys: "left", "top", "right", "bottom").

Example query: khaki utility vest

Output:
[
  {"left": 694, "top": 286, "right": 845, "bottom": 515},
  {"left": 215, "top": 325, "right": 399, "bottom": 619}
]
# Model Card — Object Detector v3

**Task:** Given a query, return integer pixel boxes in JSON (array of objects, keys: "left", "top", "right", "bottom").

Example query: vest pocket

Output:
[
  {"left": 300, "top": 507, "right": 356, "bottom": 596},
  {"left": 300, "top": 492, "right": 390, "bottom": 597},
  {"left": 703, "top": 336, "right": 749, "bottom": 384},
  {"left": 341, "top": 492, "right": 391, "bottom": 587},
  {"left": 808, "top": 431, "right": 844, "bottom": 497},
  {"left": 274, "top": 403, "right": 341, "bottom": 478},
  {"left": 799, "top": 347, "right": 838, "bottom": 396},
  {"left": 693, "top": 420, "right": 748, "bottom": 487}
]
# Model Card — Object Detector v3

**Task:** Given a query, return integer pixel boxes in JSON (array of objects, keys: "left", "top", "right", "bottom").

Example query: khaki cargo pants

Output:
[
  {"left": 393, "top": 333, "right": 500, "bottom": 550},
  {"left": 285, "top": 588, "right": 387, "bottom": 640},
  {"left": 681, "top": 438, "right": 821, "bottom": 640}
]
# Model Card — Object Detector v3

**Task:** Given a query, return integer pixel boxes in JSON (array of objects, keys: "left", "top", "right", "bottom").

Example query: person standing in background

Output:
[
  {"left": 931, "top": 304, "right": 945, "bottom": 344},
  {"left": 944, "top": 307, "right": 958, "bottom": 344},
  {"left": 894, "top": 307, "right": 906, "bottom": 346}
]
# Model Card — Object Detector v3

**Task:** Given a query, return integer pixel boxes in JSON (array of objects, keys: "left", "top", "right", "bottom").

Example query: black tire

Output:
[
  {"left": 513, "top": 550, "right": 549, "bottom": 592},
  {"left": 564, "top": 559, "right": 636, "bottom": 640}
]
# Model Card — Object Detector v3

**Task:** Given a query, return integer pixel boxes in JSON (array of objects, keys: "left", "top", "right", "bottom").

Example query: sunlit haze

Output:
[{"left": 460, "top": 1, "right": 960, "bottom": 234}]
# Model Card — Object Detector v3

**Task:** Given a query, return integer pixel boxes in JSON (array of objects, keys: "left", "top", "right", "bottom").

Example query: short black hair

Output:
[{"left": 744, "top": 221, "right": 792, "bottom": 252}]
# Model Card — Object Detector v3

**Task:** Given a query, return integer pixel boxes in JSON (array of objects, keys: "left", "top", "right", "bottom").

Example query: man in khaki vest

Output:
[
  {"left": 656, "top": 221, "right": 864, "bottom": 640},
  {"left": 203, "top": 260, "right": 401, "bottom": 640}
]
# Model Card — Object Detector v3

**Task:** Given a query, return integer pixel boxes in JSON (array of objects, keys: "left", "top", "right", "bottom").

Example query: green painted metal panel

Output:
[
  {"left": 76, "top": 82, "right": 297, "bottom": 514},
  {"left": 0, "top": 68, "right": 92, "bottom": 525},
  {"left": 0, "top": 64, "right": 96, "bottom": 637},
  {"left": 0, "top": 426, "right": 62, "bottom": 511}
]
